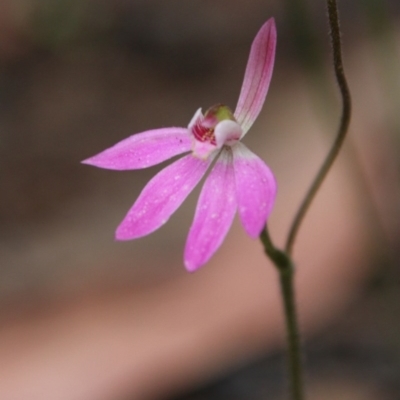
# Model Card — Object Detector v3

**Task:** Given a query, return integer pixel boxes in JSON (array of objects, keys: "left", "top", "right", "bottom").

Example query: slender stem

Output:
[
  {"left": 259, "top": 1, "right": 350, "bottom": 398},
  {"left": 279, "top": 266, "right": 303, "bottom": 400},
  {"left": 260, "top": 229, "right": 304, "bottom": 400},
  {"left": 285, "top": 0, "right": 352, "bottom": 255}
]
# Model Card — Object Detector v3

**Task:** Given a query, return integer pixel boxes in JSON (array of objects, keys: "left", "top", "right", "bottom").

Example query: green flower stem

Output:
[
  {"left": 285, "top": 0, "right": 351, "bottom": 256},
  {"left": 259, "top": 1, "right": 350, "bottom": 399},
  {"left": 260, "top": 228, "right": 304, "bottom": 400}
]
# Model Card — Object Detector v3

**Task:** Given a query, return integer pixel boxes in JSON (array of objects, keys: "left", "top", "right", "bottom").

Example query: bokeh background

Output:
[{"left": 0, "top": 0, "right": 400, "bottom": 399}]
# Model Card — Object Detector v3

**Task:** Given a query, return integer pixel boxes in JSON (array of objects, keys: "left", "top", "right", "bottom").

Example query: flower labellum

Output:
[{"left": 82, "top": 18, "right": 277, "bottom": 272}]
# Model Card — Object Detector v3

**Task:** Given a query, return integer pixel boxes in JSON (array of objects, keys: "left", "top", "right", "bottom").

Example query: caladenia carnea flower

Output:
[{"left": 83, "top": 18, "right": 277, "bottom": 272}]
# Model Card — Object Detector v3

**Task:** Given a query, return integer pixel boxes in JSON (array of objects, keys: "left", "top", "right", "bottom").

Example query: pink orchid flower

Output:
[{"left": 83, "top": 18, "right": 277, "bottom": 272}]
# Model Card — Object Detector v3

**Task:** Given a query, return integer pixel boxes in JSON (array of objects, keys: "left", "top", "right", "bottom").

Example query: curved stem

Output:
[
  {"left": 285, "top": 0, "right": 352, "bottom": 255},
  {"left": 259, "top": 1, "right": 350, "bottom": 399}
]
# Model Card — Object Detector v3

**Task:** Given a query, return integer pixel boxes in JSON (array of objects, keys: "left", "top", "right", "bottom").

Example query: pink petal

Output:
[
  {"left": 184, "top": 150, "right": 237, "bottom": 272},
  {"left": 82, "top": 128, "right": 192, "bottom": 170},
  {"left": 116, "top": 154, "right": 212, "bottom": 240},
  {"left": 233, "top": 143, "right": 277, "bottom": 237},
  {"left": 234, "top": 18, "right": 277, "bottom": 136},
  {"left": 192, "top": 140, "right": 218, "bottom": 160}
]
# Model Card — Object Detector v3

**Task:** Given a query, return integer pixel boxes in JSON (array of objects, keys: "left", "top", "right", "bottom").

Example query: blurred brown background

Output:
[{"left": 0, "top": 1, "right": 400, "bottom": 399}]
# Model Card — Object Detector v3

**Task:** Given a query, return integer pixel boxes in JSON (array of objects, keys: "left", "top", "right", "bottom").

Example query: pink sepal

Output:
[
  {"left": 116, "top": 154, "right": 211, "bottom": 240},
  {"left": 234, "top": 18, "right": 277, "bottom": 136},
  {"left": 233, "top": 143, "right": 276, "bottom": 237},
  {"left": 82, "top": 128, "right": 192, "bottom": 170},
  {"left": 184, "top": 150, "right": 237, "bottom": 271}
]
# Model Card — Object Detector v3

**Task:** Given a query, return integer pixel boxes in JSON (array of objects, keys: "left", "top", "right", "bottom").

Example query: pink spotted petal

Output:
[
  {"left": 234, "top": 18, "right": 277, "bottom": 136},
  {"left": 116, "top": 154, "right": 212, "bottom": 240},
  {"left": 184, "top": 150, "right": 237, "bottom": 272},
  {"left": 233, "top": 143, "right": 276, "bottom": 237},
  {"left": 82, "top": 127, "right": 191, "bottom": 170}
]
